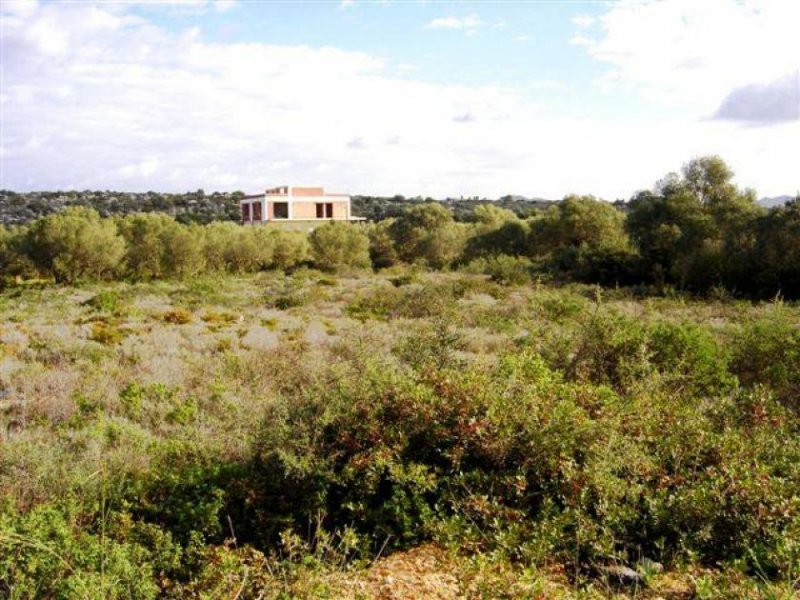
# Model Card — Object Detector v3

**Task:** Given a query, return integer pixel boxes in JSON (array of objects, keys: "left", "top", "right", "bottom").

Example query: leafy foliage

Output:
[{"left": 309, "top": 222, "right": 371, "bottom": 271}]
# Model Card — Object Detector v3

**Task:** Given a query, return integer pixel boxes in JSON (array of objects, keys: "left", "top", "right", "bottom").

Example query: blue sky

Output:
[
  {"left": 1, "top": 0, "right": 798, "bottom": 198},
  {"left": 141, "top": 2, "right": 602, "bottom": 87}
]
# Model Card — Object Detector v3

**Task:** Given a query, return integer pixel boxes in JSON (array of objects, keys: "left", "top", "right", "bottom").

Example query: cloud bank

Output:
[
  {"left": 713, "top": 73, "right": 800, "bottom": 125},
  {"left": 0, "top": 0, "right": 797, "bottom": 198}
]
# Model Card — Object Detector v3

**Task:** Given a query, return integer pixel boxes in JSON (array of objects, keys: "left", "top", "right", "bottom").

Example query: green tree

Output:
[
  {"left": 268, "top": 229, "right": 310, "bottom": 271},
  {"left": 25, "top": 207, "right": 125, "bottom": 283},
  {"left": 751, "top": 197, "right": 800, "bottom": 298},
  {"left": 309, "top": 222, "right": 371, "bottom": 271},
  {"left": 160, "top": 222, "right": 206, "bottom": 278},
  {"left": 0, "top": 224, "right": 36, "bottom": 279},
  {"left": 529, "top": 195, "right": 635, "bottom": 283},
  {"left": 627, "top": 156, "right": 763, "bottom": 291},
  {"left": 389, "top": 203, "right": 465, "bottom": 268},
  {"left": 367, "top": 219, "right": 399, "bottom": 269},
  {"left": 117, "top": 213, "right": 175, "bottom": 280},
  {"left": 462, "top": 205, "right": 528, "bottom": 262}
]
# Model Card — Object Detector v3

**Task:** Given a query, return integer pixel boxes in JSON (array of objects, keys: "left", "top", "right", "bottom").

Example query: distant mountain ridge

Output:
[{"left": 759, "top": 195, "right": 795, "bottom": 208}]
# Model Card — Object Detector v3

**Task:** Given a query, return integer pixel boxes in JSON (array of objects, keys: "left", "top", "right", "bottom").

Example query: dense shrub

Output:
[
  {"left": 367, "top": 219, "right": 399, "bottom": 269},
  {"left": 1, "top": 161, "right": 798, "bottom": 300},
  {"left": 647, "top": 320, "right": 735, "bottom": 396},
  {"left": 117, "top": 213, "right": 175, "bottom": 280},
  {"left": 160, "top": 223, "right": 206, "bottom": 279},
  {"left": 0, "top": 225, "right": 36, "bottom": 279},
  {"left": 24, "top": 207, "right": 125, "bottom": 283},
  {"left": 269, "top": 230, "right": 310, "bottom": 271},
  {"left": 464, "top": 255, "right": 532, "bottom": 285},
  {"left": 388, "top": 203, "right": 466, "bottom": 269},
  {"left": 0, "top": 500, "right": 164, "bottom": 599},
  {"left": 461, "top": 205, "right": 528, "bottom": 262},
  {"left": 750, "top": 198, "right": 800, "bottom": 298},
  {"left": 245, "top": 347, "right": 800, "bottom": 575},
  {"left": 309, "top": 222, "right": 370, "bottom": 271},
  {"left": 1, "top": 275, "right": 800, "bottom": 595},
  {"left": 346, "top": 282, "right": 456, "bottom": 321},
  {"left": 730, "top": 313, "right": 800, "bottom": 409}
]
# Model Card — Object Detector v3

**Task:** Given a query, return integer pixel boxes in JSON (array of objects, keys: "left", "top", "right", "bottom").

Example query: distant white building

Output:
[{"left": 240, "top": 185, "right": 365, "bottom": 224}]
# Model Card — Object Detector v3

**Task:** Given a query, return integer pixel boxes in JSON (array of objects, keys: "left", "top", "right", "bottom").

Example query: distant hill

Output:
[
  {"left": 1, "top": 190, "right": 557, "bottom": 226},
  {"left": 0, "top": 189, "right": 244, "bottom": 226},
  {"left": 759, "top": 195, "right": 795, "bottom": 208}
]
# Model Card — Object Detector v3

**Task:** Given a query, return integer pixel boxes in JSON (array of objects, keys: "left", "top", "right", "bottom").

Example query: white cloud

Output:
[
  {"left": 569, "top": 35, "right": 592, "bottom": 47},
  {"left": 571, "top": 14, "right": 595, "bottom": 28},
  {"left": 214, "top": 0, "right": 238, "bottom": 13},
  {"left": 577, "top": 0, "right": 800, "bottom": 114},
  {"left": 1, "top": 0, "right": 39, "bottom": 19},
  {"left": 713, "top": 72, "right": 800, "bottom": 124},
  {"left": 0, "top": 1, "right": 797, "bottom": 199},
  {"left": 338, "top": 0, "right": 356, "bottom": 10},
  {"left": 119, "top": 158, "right": 160, "bottom": 179},
  {"left": 425, "top": 14, "right": 483, "bottom": 34}
]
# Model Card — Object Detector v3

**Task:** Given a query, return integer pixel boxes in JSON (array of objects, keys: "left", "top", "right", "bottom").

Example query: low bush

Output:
[
  {"left": 647, "top": 320, "right": 735, "bottom": 396},
  {"left": 162, "top": 308, "right": 192, "bottom": 324},
  {"left": 245, "top": 347, "right": 800, "bottom": 578},
  {"left": 0, "top": 500, "right": 165, "bottom": 599},
  {"left": 88, "top": 321, "right": 127, "bottom": 345},
  {"left": 464, "top": 255, "right": 532, "bottom": 285},
  {"left": 730, "top": 312, "right": 800, "bottom": 409},
  {"left": 346, "top": 283, "right": 452, "bottom": 321}
]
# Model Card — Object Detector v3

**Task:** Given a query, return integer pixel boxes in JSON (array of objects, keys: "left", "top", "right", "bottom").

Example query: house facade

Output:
[{"left": 240, "top": 186, "right": 363, "bottom": 225}]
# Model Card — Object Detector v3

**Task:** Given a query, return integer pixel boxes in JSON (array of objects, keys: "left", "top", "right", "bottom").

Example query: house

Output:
[{"left": 240, "top": 185, "right": 364, "bottom": 225}]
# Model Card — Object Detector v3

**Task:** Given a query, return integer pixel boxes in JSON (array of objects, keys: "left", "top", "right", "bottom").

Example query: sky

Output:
[{"left": 1, "top": 0, "right": 798, "bottom": 200}]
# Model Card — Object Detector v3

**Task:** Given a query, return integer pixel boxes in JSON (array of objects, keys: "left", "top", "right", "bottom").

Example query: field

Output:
[{"left": 1, "top": 268, "right": 799, "bottom": 598}]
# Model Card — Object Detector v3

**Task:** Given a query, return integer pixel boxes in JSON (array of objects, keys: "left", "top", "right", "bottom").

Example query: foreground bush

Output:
[
  {"left": 245, "top": 347, "right": 800, "bottom": 578},
  {"left": 1, "top": 276, "right": 799, "bottom": 596}
]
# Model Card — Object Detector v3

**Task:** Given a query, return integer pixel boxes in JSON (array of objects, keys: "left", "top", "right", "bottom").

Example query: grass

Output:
[{"left": 1, "top": 269, "right": 799, "bottom": 598}]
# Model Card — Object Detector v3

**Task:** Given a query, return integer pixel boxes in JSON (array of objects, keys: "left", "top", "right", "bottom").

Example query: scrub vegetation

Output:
[
  {"left": 1, "top": 156, "right": 799, "bottom": 299},
  {"left": 1, "top": 157, "right": 800, "bottom": 598}
]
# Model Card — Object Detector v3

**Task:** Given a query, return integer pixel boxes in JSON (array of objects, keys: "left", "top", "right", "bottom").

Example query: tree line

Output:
[
  {"left": 0, "top": 189, "right": 243, "bottom": 225},
  {"left": 1, "top": 156, "right": 798, "bottom": 298}
]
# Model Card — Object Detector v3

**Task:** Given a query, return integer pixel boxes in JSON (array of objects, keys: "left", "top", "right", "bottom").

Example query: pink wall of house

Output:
[{"left": 241, "top": 186, "right": 357, "bottom": 224}]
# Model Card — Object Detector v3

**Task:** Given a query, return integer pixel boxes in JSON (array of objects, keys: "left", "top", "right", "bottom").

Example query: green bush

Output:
[
  {"left": 464, "top": 255, "right": 532, "bottom": 286},
  {"left": 245, "top": 347, "right": 800, "bottom": 574},
  {"left": 367, "top": 220, "right": 399, "bottom": 269},
  {"left": 117, "top": 213, "right": 174, "bottom": 280},
  {"left": 84, "top": 290, "right": 128, "bottom": 316},
  {"left": 160, "top": 223, "right": 206, "bottom": 279},
  {"left": 25, "top": 207, "right": 125, "bottom": 283},
  {"left": 388, "top": 204, "right": 466, "bottom": 269},
  {"left": 269, "top": 230, "right": 310, "bottom": 271},
  {"left": 0, "top": 224, "right": 36, "bottom": 280},
  {"left": 346, "top": 283, "right": 451, "bottom": 321},
  {"left": 647, "top": 320, "right": 735, "bottom": 396},
  {"left": 730, "top": 313, "right": 800, "bottom": 409},
  {"left": 0, "top": 500, "right": 163, "bottom": 599},
  {"left": 309, "top": 223, "right": 370, "bottom": 271}
]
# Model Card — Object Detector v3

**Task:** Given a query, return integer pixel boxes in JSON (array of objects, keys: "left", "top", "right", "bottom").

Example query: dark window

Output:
[
  {"left": 316, "top": 203, "right": 324, "bottom": 218},
  {"left": 252, "top": 202, "right": 262, "bottom": 221},
  {"left": 273, "top": 202, "right": 289, "bottom": 219},
  {"left": 326, "top": 203, "right": 333, "bottom": 218},
  {"left": 241, "top": 203, "right": 250, "bottom": 222}
]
